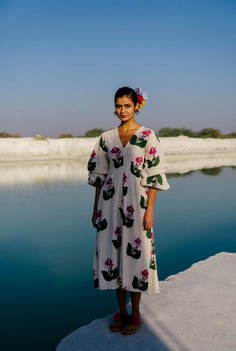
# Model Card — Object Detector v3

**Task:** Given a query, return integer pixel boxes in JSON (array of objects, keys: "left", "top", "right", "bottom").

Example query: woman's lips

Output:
[{"left": 121, "top": 115, "right": 127, "bottom": 117}]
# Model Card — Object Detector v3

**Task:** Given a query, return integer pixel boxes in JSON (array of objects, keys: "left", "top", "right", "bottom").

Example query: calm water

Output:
[{"left": 0, "top": 166, "right": 235, "bottom": 350}]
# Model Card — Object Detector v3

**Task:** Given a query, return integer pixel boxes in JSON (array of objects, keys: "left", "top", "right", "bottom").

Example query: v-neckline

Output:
[{"left": 116, "top": 125, "right": 144, "bottom": 150}]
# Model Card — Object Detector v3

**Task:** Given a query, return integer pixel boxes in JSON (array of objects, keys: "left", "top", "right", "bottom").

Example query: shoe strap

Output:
[
  {"left": 131, "top": 315, "right": 141, "bottom": 325},
  {"left": 113, "top": 312, "right": 120, "bottom": 320}
]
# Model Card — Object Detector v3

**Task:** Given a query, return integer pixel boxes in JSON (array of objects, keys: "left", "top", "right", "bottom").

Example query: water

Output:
[{"left": 0, "top": 166, "right": 235, "bottom": 350}]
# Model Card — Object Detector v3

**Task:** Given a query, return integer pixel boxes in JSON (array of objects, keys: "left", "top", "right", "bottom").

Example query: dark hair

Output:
[{"left": 114, "top": 87, "right": 138, "bottom": 106}]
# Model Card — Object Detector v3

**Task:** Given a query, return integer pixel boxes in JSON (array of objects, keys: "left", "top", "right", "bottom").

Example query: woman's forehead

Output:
[{"left": 115, "top": 95, "right": 134, "bottom": 104}]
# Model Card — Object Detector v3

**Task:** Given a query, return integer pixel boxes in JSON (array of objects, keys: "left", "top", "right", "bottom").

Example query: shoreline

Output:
[
  {"left": 0, "top": 153, "right": 235, "bottom": 187},
  {"left": 0, "top": 136, "right": 236, "bottom": 162}
]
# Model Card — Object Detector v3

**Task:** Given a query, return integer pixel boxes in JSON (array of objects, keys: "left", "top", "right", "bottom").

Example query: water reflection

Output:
[{"left": 0, "top": 153, "right": 236, "bottom": 187}]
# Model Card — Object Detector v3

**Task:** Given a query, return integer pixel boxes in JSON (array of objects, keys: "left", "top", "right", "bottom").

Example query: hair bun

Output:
[{"left": 135, "top": 88, "right": 148, "bottom": 110}]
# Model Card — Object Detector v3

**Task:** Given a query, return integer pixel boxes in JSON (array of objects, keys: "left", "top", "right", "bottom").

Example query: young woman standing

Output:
[{"left": 87, "top": 87, "right": 170, "bottom": 335}]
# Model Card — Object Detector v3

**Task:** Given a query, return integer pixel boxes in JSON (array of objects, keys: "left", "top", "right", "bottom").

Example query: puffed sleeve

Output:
[
  {"left": 87, "top": 132, "right": 109, "bottom": 187},
  {"left": 140, "top": 130, "right": 170, "bottom": 190}
]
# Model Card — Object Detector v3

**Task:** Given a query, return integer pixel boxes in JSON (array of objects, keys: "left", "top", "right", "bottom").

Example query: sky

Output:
[{"left": 0, "top": 0, "right": 235, "bottom": 137}]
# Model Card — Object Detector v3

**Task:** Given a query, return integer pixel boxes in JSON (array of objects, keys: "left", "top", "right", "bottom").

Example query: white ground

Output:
[
  {"left": 56, "top": 252, "right": 236, "bottom": 351},
  {"left": 0, "top": 135, "right": 236, "bottom": 162}
]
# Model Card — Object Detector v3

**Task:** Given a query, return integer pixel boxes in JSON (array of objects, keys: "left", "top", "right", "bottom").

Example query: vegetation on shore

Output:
[{"left": 0, "top": 127, "right": 236, "bottom": 139}]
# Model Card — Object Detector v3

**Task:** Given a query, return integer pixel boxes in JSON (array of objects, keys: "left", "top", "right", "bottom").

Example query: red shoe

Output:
[
  {"left": 121, "top": 314, "right": 142, "bottom": 335},
  {"left": 109, "top": 312, "right": 131, "bottom": 332}
]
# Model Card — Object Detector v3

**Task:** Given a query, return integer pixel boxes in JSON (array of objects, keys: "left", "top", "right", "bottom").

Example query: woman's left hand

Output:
[{"left": 142, "top": 208, "right": 154, "bottom": 230}]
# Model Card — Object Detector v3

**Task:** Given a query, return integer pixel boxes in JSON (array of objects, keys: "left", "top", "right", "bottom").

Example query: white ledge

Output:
[
  {"left": 56, "top": 252, "right": 236, "bottom": 351},
  {"left": 0, "top": 136, "right": 236, "bottom": 162}
]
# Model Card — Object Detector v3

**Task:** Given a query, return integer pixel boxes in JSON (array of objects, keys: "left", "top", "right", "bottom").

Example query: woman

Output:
[{"left": 87, "top": 87, "right": 170, "bottom": 335}]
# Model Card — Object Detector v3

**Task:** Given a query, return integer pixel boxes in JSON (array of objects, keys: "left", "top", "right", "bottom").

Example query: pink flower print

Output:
[
  {"left": 111, "top": 146, "right": 121, "bottom": 154},
  {"left": 136, "top": 156, "right": 143, "bottom": 165},
  {"left": 145, "top": 189, "right": 148, "bottom": 196},
  {"left": 122, "top": 286, "right": 127, "bottom": 291},
  {"left": 151, "top": 250, "right": 154, "bottom": 255},
  {"left": 105, "top": 257, "right": 113, "bottom": 267},
  {"left": 141, "top": 269, "right": 149, "bottom": 279},
  {"left": 150, "top": 231, "right": 154, "bottom": 239},
  {"left": 91, "top": 149, "right": 96, "bottom": 158},
  {"left": 106, "top": 177, "right": 113, "bottom": 185},
  {"left": 127, "top": 205, "right": 134, "bottom": 216},
  {"left": 142, "top": 129, "right": 151, "bottom": 137},
  {"left": 149, "top": 146, "right": 157, "bottom": 155},
  {"left": 97, "top": 209, "right": 102, "bottom": 218},
  {"left": 135, "top": 237, "right": 142, "bottom": 246},
  {"left": 123, "top": 172, "right": 127, "bottom": 183},
  {"left": 114, "top": 226, "right": 121, "bottom": 237}
]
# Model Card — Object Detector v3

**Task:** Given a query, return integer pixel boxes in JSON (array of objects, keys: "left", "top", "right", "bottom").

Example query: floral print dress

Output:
[{"left": 87, "top": 126, "right": 170, "bottom": 294}]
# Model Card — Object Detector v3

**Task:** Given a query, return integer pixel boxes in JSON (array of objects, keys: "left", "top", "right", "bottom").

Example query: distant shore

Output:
[{"left": 0, "top": 135, "right": 236, "bottom": 162}]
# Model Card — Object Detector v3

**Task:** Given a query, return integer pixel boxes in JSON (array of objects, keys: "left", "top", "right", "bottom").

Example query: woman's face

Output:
[{"left": 115, "top": 95, "right": 138, "bottom": 122}]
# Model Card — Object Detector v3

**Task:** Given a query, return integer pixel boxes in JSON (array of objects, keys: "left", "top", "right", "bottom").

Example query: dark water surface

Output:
[{"left": 0, "top": 166, "right": 235, "bottom": 350}]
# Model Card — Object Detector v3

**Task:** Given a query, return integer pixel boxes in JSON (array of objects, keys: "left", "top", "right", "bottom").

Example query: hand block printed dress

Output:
[{"left": 87, "top": 126, "right": 170, "bottom": 294}]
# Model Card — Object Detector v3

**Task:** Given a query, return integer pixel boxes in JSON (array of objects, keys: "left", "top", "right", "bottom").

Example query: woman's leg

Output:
[
  {"left": 130, "top": 291, "right": 141, "bottom": 316},
  {"left": 120, "top": 291, "right": 142, "bottom": 334},
  {"left": 116, "top": 287, "right": 128, "bottom": 314},
  {"left": 109, "top": 287, "right": 129, "bottom": 331}
]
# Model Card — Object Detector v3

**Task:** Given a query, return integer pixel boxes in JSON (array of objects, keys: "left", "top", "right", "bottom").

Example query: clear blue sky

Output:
[{"left": 1, "top": 0, "right": 235, "bottom": 137}]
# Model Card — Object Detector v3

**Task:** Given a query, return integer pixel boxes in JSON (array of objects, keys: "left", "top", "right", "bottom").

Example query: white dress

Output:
[{"left": 87, "top": 126, "right": 170, "bottom": 294}]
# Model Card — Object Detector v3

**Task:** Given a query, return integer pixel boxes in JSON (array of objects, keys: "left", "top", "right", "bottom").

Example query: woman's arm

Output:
[
  {"left": 142, "top": 188, "right": 158, "bottom": 230},
  {"left": 91, "top": 185, "right": 102, "bottom": 229}
]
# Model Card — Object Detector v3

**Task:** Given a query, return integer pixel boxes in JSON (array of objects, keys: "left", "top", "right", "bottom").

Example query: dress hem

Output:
[{"left": 94, "top": 284, "right": 160, "bottom": 294}]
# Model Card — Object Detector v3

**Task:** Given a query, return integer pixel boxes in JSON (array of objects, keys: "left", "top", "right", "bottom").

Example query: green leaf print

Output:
[
  {"left": 146, "top": 174, "right": 163, "bottom": 187},
  {"left": 132, "top": 276, "right": 148, "bottom": 291},
  {"left": 112, "top": 238, "right": 121, "bottom": 249},
  {"left": 112, "top": 156, "right": 123, "bottom": 168},
  {"left": 94, "top": 176, "right": 104, "bottom": 186},
  {"left": 130, "top": 134, "right": 147, "bottom": 148},
  {"left": 119, "top": 207, "right": 134, "bottom": 228},
  {"left": 97, "top": 218, "right": 108, "bottom": 232},
  {"left": 151, "top": 238, "right": 156, "bottom": 255},
  {"left": 155, "top": 132, "right": 160, "bottom": 142},
  {"left": 88, "top": 159, "right": 96, "bottom": 171},
  {"left": 103, "top": 186, "right": 115, "bottom": 200},
  {"left": 123, "top": 186, "right": 128, "bottom": 196},
  {"left": 149, "top": 257, "right": 156, "bottom": 270},
  {"left": 146, "top": 156, "right": 160, "bottom": 168},
  {"left": 140, "top": 195, "right": 148, "bottom": 209},
  {"left": 146, "top": 228, "right": 152, "bottom": 238},
  {"left": 101, "top": 267, "right": 118, "bottom": 281},
  {"left": 126, "top": 242, "right": 141, "bottom": 259},
  {"left": 130, "top": 161, "right": 141, "bottom": 178},
  {"left": 99, "top": 136, "right": 107, "bottom": 152}
]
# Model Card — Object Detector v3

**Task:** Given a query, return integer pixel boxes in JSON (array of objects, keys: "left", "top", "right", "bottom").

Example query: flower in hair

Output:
[{"left": 135, "top": 88, "right": 148, "bottom": 110}]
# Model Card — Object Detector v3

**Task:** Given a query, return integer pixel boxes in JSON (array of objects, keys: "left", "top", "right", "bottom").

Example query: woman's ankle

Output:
[
  {"left": 120, "top": 310, "right": 128, "bottom": 315},
  {"left": 131, "top": 311, "right": 140, "bottom": 317}
]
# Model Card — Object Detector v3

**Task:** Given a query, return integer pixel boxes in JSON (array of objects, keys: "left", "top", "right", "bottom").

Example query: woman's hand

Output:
[{"left": 142, "top": 208, "right": 154, "bottom": 231}]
